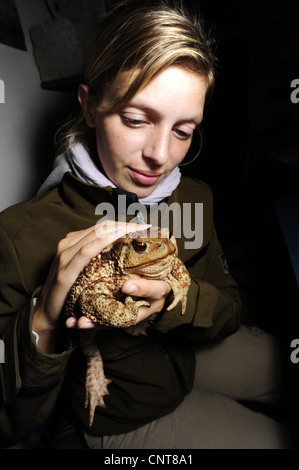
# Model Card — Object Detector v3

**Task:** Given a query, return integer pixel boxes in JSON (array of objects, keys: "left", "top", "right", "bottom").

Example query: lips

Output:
[{"left": 129, "top": 168, "right": 162, "bottom": 186}]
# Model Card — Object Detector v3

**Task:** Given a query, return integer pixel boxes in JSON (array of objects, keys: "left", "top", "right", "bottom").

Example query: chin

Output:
[
  {"left": 120, "top": 180, "right": 158, "bottom": 199},
  {"left": 134, "top": 186, "right": 157, "bottom": 199}
]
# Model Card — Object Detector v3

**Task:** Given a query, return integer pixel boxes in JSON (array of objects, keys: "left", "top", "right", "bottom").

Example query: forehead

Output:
[{"left": 102, "top": 65, "right": 207, "bottom": 122}]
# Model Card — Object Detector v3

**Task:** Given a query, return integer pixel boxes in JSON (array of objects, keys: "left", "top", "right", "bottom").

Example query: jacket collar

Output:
[{"left": 59, "top": 171, "right": 140, "bottom": 213}]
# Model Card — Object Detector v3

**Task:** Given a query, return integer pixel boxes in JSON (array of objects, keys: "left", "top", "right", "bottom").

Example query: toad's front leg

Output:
[{"left": 78, "top": 291, "right": 149, "bottom": 328}]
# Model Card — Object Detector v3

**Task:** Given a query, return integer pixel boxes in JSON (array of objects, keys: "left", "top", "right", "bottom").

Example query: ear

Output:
[{"left": 78, "top": 84, "right": 96, "bottom": 128}]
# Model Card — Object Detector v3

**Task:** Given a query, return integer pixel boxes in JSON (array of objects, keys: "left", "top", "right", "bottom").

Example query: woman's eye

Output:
[
  {"left": 121, "top": 116, "right": 144, "bottom": 127},
  {"left": 174, "top": 128, "right": 192, "bottom": 140}
]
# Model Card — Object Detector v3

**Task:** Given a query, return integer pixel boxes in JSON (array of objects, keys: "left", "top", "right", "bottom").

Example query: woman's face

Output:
[{"left": 80, "top": 65, "right": 207, "bottom": 198}]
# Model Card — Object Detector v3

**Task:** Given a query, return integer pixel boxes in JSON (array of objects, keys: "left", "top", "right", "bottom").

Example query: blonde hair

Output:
[{"left": 60, "top": 0, "right": 217, "bottom": 154}]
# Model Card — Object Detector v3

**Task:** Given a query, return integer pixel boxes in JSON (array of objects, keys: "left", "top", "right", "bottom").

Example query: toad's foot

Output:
[
  {"left": 85, "top": 352, "right": 111, "bottom": 427},
  {"left": 79, "top": 330, "right": 111, "bottom": 427}
]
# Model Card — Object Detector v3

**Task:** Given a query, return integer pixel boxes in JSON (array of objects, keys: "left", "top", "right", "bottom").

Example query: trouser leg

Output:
[
  {"left": 84, "top": 387, "right": 291, "bottom": 449},
  {"left": 193, "top": 325, "right": 282, "bottom": 403},
  {"left": 84, "top": 326, "right": 291, "bottom": 449}
]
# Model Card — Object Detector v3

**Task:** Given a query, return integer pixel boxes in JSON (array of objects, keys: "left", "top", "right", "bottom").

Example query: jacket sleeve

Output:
[
  {"left": 0, "top": 225, "right": 75, "bottom": 446},
  {"left": 153, "top": 225, "right": 241, "bottom": 341}
]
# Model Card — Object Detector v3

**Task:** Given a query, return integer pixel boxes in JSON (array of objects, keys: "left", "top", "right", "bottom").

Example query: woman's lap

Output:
[
  {"left": 84, "top": 326, "right": 291, "bottom": 449},
  {"left": 84, "top": 388, "right": 290, "bottom": 449}
]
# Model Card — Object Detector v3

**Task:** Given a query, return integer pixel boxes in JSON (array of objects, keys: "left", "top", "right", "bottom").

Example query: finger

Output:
[
  {"left": 64, "top": 220, "right": 133, "bottom": 240},
  {"left": 61, "top": 221, "right": 135, "bottom": 251},
  {"left": 134, "top": 297, "right": 166, "bottom": 323},
  {"left": 65, "top": 225, "right": 97, "bottom": 240},
  {"left": 77, "top": 316, "right": 98, "bottom": 329},
  {"left": 122, "top": 278, "right": 171, "bottom": 299},
  {"left": 60, "top": 228, "right": 129, "bottom": 287},
  {"left": 66, "top": 315, "right": 110, "bottom": 330},
  {"left": 58, "top": 225, "right": 98, "bottom": 253},
  {"left": 60, "top": 221, "right": 151, "bottom": 257},
  {"left": 95, "top": 220, "right": 151, "bottom": 239},
  {"left": 65, "top": 316, "right": 78, "bottom": 328},
  {"left": 135, "top": 305, "right": 156, "bottom": 323},
  {"left": 170, "top": 235, "right": 178, "bottom": 254},
  {"left": 63, "top": 221, "right": 152, "bottom": 273},
  {"left": 59, "top": 222, "right": 120, "bottom": 254}
]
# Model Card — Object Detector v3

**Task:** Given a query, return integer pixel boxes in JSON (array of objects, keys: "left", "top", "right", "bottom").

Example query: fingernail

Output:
[
  {"left": 79, "top": 321, "right": 95, "bottom": 329},
  {"left": 114, "top": 229, "right": 127, "bottom": 237},
  {"left": 123, "top": 284, "right": 138, "bottom": 294}
]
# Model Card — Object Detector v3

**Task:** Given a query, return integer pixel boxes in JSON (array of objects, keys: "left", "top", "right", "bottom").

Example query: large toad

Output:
[{"left": 64, "top": 226, "right": 191, "bottom": 426}]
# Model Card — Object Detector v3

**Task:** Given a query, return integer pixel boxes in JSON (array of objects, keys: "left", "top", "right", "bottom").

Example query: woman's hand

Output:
[
  {"left": 32, "top": 220, "right": 149, "bottom": 353},
  {"left": 66, "top": 278, "right": 173, "bottom": 330},
  {"left": 122, "top": 278, "right": 172, "bottom": 324}
]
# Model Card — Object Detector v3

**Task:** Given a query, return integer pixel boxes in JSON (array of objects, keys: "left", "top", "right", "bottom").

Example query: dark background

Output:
[
  {"left": 187, "top": 0, "right": 299, "bottom": 445},
  {"left": 183, "top": 0, "right": 299, "bottom": 330}
]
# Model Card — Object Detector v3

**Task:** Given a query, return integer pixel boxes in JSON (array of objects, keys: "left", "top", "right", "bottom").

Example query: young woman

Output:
[{"left": 0, "top": 0, "right": 291, "bottom": 448}]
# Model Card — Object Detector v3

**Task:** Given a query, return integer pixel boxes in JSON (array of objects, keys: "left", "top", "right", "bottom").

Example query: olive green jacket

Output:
[{"left": 0, "top": 173, "right": 241, "bottom": 445}]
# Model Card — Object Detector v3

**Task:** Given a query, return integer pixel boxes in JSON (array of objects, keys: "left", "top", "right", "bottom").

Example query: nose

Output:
[{"left": 142, "top": 126, "right": 170, "bottom": 166}]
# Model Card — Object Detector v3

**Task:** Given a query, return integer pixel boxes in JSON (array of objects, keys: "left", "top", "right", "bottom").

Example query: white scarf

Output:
[{"left": 38, "top": 140, "right": 181, "bottom": 205}]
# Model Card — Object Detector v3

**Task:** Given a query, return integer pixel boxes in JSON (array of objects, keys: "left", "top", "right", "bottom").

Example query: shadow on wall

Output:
[
  {"left": 0, "top": 0, "right": 27, "bottom": 50},
  {"left": 22, "top": 0, "right": 114, "bottom": 198},
  {"left": 30, "top": 0, "right": 108, "bottom": 91}
]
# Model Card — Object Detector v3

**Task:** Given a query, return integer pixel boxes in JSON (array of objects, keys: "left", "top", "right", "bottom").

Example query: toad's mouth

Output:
[{"left": 126, "top": 253, "right": 174, "bottom": 274}]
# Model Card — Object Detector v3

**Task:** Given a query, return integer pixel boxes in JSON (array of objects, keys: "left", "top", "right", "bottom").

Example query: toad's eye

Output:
[{"left": 132, "top": 240, "right": 147, "bottom": 252}]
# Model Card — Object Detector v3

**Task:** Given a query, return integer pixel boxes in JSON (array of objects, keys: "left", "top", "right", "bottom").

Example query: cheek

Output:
[
  {"left": 118, "top": 136, "right": 146, "bottom": 165},
  {"left": 171, "top": 140, "right": 191, "bottom": 165},
  {"left": 99, "top": 123, "right": 142, "bottom": 159},
  {"left": 96, "top": 126, "right": 119, "bottom": 163}
]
